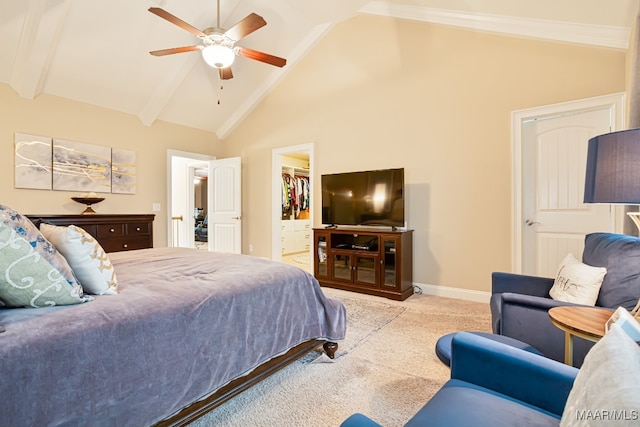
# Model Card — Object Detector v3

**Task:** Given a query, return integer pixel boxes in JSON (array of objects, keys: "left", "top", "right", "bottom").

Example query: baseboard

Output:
[{"left": 414, "top": 282, "right": 490, "bottom": 304}]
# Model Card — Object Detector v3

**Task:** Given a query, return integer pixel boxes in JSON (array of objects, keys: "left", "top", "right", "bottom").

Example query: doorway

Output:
[
  {"left": 167, "top": 150, "right": 213, "bottom": 249},
  {"left": 272, "top": 143, "right": 314, "bottom": 273},
  {"left": 167, "top": 150, "right": 242, "bottom": 253},
  {"left": 512, "top": 93, "right": 626, "bottom": 275},
  {"left": 193, "top": 167, "right": 208, "bottom": 250}
]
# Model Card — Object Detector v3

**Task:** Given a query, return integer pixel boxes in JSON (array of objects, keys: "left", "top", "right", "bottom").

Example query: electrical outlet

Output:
[
  {"left": 249, "top": 244, "right": 254, "bottom": 253},
  {"left": 152, "top": 203, "right": 161, "bottom": 212}
]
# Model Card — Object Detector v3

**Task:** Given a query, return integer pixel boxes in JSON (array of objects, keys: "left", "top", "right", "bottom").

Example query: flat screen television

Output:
[{"left": 321, "top": 168, "right": 404, "bottom": 228}]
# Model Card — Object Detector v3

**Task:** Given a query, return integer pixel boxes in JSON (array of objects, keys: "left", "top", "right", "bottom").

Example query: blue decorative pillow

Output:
[
  {"left": 0, "top": 222, "right": 92, "bottom": 307},
  {"left": 0, "top": 204, "right": 89, "bottom": 307}
]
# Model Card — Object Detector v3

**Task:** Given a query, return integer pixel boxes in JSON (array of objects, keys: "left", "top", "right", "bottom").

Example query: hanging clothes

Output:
[{"left": 281, "top": 172, "right": 309, "bottom": 219}]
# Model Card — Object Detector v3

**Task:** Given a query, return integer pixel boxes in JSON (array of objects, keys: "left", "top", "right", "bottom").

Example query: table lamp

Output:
[{"left": 584, "top": 128, "right": 640, "bottom": 232}]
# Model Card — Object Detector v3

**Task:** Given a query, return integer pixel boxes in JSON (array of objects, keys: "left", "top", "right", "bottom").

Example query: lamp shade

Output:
[
  {"left": 201, "top": 45, "right": 235, "bottom": 69},
  {"left": 584, "top": 128, "right": 640, "bottom": 204}
]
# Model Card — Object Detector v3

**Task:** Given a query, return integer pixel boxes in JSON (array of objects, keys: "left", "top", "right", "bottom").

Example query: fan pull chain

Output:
[{"left": 216, "top": 72, "right": 223, "bottom": 105}]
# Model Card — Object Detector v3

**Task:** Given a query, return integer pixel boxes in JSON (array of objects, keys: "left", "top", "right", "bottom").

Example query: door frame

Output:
[
  {"left": 271, "top": 143, "right": 314, "bottom": 263},
  {"left": 511, "top": 92, "right": 627, "bottom": 273},
  {"left": 167, "top": 149, "right": 216, "bottom": 247}
]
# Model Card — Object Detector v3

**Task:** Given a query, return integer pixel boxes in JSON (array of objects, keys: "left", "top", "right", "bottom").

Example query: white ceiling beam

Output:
[
  {"left": 359, "top": 1, "right": 631, "bottom": 50},
  {"left": 10, "top": 0, "right": 71, "bottom": 99},
  {"left": 138, "top": 54, "right": 200, "bottom": 127}
]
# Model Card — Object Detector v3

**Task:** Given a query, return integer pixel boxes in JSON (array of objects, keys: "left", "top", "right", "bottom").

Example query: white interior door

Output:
[
  {"left": 208, "top": 157, "right": 241, "bottom": 253},
  {"left": 523, "top": 109, "right": 613, "bottom": 277}
]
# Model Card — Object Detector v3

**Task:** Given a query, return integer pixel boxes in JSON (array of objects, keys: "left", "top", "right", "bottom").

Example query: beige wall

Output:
[
  {"left": 226, "top": 15, "right": 627, "bottom": 293},
  {"left": 0, "top": 14, "right": 629, "bottom": 295},
  {"left": 0, "top": 84, "right": 222, "bottom": 246}
]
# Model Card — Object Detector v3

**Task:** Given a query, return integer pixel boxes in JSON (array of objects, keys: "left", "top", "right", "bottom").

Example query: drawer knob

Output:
[
  {"left": 136, "top": 227, "right": 141, "bottom": 231},
  {"left": 123, "top": 244, "right": 128, "bottom": 248},
  {"left": 110, "top": 228, "right": 115, "bottom": 233}
]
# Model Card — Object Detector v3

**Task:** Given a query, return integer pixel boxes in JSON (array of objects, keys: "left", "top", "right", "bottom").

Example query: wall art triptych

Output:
[{"left": 14, "top": 133, "right": 137, "bottom": 194}]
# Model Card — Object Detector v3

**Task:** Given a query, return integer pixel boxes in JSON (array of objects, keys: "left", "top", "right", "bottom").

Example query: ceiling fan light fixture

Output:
[{"left": 201, "top": 45, "right": 235, "bottom": 69}]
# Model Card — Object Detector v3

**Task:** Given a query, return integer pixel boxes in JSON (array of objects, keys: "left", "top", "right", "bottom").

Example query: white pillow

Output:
[
  {"left": 40, "top": 224, "right": 118, "bottom": 295},
  {"left": 561, "top": 323, "right": 640, "bottom": 426},
  {"left": 549, "top": 253, "right": 606, "bottom": 306}
]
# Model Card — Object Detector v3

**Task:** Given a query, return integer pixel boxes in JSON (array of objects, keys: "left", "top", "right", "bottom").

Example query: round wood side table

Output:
[{"left": 548, "top": 306, "right": 613, "bottom": 366}]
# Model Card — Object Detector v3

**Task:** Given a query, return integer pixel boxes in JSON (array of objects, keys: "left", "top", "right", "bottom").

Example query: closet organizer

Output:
[{"left": 281, "top": 165, "right": 310, "bottom": 255}]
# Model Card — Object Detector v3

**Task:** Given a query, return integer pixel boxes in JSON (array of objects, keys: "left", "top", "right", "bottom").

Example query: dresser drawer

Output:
[
  {"left": 101, "top": 237, "right": 152, "bottom": 253},
  {"left": 97, "top": 224, "right": 125, "bottom": 238},
  {"left": 126, "top": 222, "right": 150, "bottom": 236}
]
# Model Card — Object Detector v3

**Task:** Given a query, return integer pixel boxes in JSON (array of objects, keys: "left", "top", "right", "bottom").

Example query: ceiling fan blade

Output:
[
  {"left": 149, "top": 46, "right": 201, "bottom": 56},
  {"left": 148, "top": 7, "right": 205, "bottom": 38},
  {"left": 219, "top": 67, "right": 233, "bottom": 80},
  {"left": 224, "top": 13, "right": 267, "bottom": 42},
  {"left": 237, "top": 47, "right": 286, "bottom": 68}
]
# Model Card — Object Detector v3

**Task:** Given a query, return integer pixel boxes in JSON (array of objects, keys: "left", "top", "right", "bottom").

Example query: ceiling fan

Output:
[{"left": 148, "top": 0, "right": 287, "bottom": 81}]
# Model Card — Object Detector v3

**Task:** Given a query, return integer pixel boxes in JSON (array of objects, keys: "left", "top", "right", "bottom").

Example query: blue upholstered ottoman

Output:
[{"left": 435, "top": 332, "right": 543, "bottom": 367}]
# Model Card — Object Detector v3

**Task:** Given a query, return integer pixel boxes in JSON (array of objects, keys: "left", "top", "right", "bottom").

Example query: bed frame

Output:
[
  {"left": 25, "top": 213, "right": 339, "bottom": 426},
  {"left": 157, "top": 341, "right": 337, "bottom": 426}
]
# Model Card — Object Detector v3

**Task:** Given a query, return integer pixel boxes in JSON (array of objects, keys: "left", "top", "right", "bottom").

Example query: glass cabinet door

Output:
[
  {"left": 332, "top": 253, "right": 352, "bottom": 282},
  {"left": 354, "top": 254, "right": 379, "bottom": 286},
  {"left": 382, "top": 237, "right": 398, "bottom": 288},
  {"left": 315, "top": 233, "right": 329, "bottom": 279}
]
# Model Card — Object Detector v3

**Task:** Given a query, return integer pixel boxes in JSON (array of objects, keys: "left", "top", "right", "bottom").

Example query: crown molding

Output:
[{"left": 359, "top": 1, "right": 631, "bottom": 50}]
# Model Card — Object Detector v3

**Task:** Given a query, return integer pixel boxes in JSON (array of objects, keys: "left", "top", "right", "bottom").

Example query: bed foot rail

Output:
[{"left": 323, "top": 342, "right": 338, "bottom": 359}]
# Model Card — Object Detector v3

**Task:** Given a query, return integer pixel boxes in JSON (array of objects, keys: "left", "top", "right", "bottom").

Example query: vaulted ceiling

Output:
[{"left": 1, "top": 0, "right": 637, "bottom": 139}]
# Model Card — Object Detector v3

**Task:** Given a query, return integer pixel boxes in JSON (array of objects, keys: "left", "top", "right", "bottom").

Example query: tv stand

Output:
[{"left": 313, "top": 227, "right": 413, "bottom": 301}]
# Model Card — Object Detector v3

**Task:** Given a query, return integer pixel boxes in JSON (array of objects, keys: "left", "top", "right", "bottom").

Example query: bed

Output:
[{"left": 0, "top": 212, "right": 346, "bottom": 427}]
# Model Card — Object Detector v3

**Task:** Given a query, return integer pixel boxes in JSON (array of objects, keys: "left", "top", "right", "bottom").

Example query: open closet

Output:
[{"left": 281, "top": 155, "right": 311, "bottom": 268}]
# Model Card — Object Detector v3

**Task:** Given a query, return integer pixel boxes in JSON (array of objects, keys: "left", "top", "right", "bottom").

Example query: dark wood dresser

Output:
[{"left": 27, "top": 214, "right": 155, "bottom": 253}]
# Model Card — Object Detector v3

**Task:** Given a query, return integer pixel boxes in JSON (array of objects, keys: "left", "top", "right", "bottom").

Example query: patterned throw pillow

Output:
[
  {"left": 40, "top": 224, "right": 118, "bottom": 295},
  {"left": 549, "top": 253, "right": 607, "bottom": 306},
  {"left": 0, "top": 204, "right": 82, "bottom": 291},
  {"left": 0, "top": 222, "right": 91, "bottom": 307}
]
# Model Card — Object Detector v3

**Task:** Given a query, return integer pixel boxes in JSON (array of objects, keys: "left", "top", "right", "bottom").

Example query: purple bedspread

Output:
[{"left": 0, "top": 248, "right": 346, "bottom": 426}]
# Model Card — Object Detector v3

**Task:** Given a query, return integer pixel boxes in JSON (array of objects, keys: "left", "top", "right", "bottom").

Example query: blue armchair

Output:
[
  {"left": 341, "top": 332, "right": 578, "bottom": 427},
  {"left": 491, "top": 232, "right": 640, "bottom": 366},
  {"left": 195, "top": 214, "right": 208, "bottom": 242}
]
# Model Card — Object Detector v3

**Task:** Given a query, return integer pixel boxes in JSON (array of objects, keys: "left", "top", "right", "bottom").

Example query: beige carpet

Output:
[{"left": 187, "top": 288, "right": 492, "bottom": 427}]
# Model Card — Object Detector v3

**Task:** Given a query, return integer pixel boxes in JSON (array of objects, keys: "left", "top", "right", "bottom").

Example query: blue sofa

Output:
[
  {"left": 491, "top": 232, "right": 640, "bottom": 366},
  {"left": 341, "top": 332, "right": 578, "bottom": 427}
]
